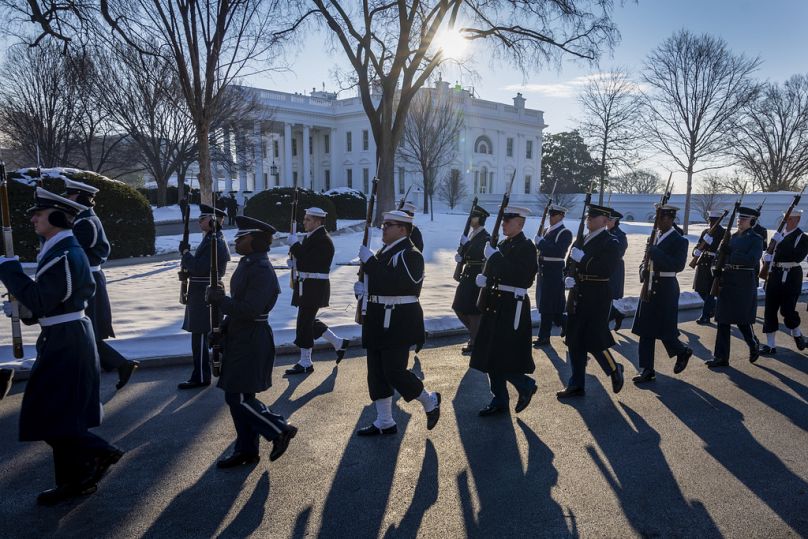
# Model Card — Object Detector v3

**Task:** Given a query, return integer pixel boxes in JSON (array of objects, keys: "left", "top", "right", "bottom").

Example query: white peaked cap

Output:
[
  {"left": 305, "top": 206, "right": 327, "bottom": 218},
  {"left": 503, "top": 205, "right": 531, "bottom": 217},
  {"left": 786, "top": 209, "right": 803, "bottom": 216},
  {"left": 29, "top": 187, "right": 88, "bottom": 214},
  {"left": 63, "top": 178, "right": 99, "bottom": 195},
  {"left": 708, "top": 210, "right": 724, "bottom": 218},
  {"left": 383, "top": 210, "right": 414, "bottom": 223},
  {"left": 401, "top": 201, "right": 418, "bottom": 213},
  {"left": 549, "top": 204, "right": 568, "bottom": 213}
]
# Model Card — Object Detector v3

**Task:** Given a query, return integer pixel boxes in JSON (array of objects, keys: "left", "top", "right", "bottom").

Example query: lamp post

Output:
[{"left": 270, "top": 160, "right": 279, "bottom": 187}]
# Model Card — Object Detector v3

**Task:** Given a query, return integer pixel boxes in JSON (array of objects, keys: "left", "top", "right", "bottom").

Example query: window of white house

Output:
[
  {"left": 346, "top": 131, "right": 352, "bottom": 152},
  {"left": 506, "top": 138, "right": 514, "bottom": 157},
  {"left": 292, "top": 138, "right": 297, "bottom": 156},
  {"left": 398, "top": 167, "right": 405, "bottom": 194},
  {"left": 526, "top": 140, "right": 533, "bottom": 159},
  {"left": 273, "top": 140, "right": 279, "bottom": 158},
  {"left": 524, "top": 175, "right": 532, "bottom": 194},
  {"left": 324, "top": 170, "right": 331, "bottom": 190},
  {"left": 324, "top": 134, "right": 330, "bottom": 154},
  {"left": 263, "top": 172, "right": 268, "bottom": 186},
  {"left": 488, "top": 171, "right": 494, "bottom": 193},
  {"left": 475, "top": 166, "right": 489, "bottom": 193},
  {"left": 363, "top": 168, "right": 369, "bottom": 193},
  {"left": 474, "top": 136, "right": 493, "bottom": 155},
  {"left": 262, "top": 140, "right": 267, "bottom": 159},
  {"left": 346, "top": 168, "right": 353, "bottom": 188},
  {"left": 362, "top": 130, "right": 369, "bottom": 151},
  {"left": 293, "top": 171, "right": 298, "bottom": 184},
  {"left": 309, "top": 136, "right": 313, "bottom": 154}
]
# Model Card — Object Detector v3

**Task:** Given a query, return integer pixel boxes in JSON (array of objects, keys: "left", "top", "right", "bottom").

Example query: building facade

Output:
[{"left": 215, "top": 80, "right": 547, "bottom": 205}]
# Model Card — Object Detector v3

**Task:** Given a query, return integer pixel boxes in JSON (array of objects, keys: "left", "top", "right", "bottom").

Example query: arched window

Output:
[{"left": 474, "top": 135, "right": 493, "bottom": 155}]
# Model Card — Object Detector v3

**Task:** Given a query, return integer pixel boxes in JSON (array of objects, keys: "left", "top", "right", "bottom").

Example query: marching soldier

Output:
[
  {"left": 177, "top": 203, "right": 231, "bottom": 389},
  {"left": 631, "top": 205, "right": 694, "bottom": 382},
  {"left": 472, "top": 206, "right": 539, "bottom": 416},
  {"left": 285, "top": 207, "right": 349, "bottom": 375},
  {"left": 0, "top": 188, "right": 123, "bottom": 505},
  {"left": 452, "top": 206, "right": 491, "bottom": 355},
  {"left": 693, "top": 210, "right": 725, "bottom": 325},
  {"left": 354, "top": 210, "right": 441, "bottom": 435},
  {"left": 707, "top": 207, "right": 764, "bottom": 368},
  {"left": 206, "top": 216, "right": 297, "bottom": 467},
  {"left": 63, "top": 179, "right": 139, "bottom": 390},
  {"left": 760, "top": 210, "right": 808, "bottom": 355},
  {"left": 400, "top": 201, "right": 424, "bottom": 252},
  {"left": 558, "top": 204, "right": 625, "bottom": 398},
  {"left": 607, "top": 210, "right": 628, "bottom": 330},
  {"left": 532, "top": 204, "right": 571, "bottom": 347}
]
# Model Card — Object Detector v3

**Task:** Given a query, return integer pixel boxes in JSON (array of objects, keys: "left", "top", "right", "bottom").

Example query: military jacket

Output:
[
  {"left": 181, "top": 231, "right": 231, "bottom": 333},
  {"left": 290, "top": 226, "right": 333, "bottom": 309}
]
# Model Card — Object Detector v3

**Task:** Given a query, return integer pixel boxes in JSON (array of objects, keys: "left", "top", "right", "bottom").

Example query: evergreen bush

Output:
[
  {"left": 244, "top": 187, "right": 337, "bottom": 232},
  {"left": 325, "top": 188, "right": 367, "bottom": 219}
]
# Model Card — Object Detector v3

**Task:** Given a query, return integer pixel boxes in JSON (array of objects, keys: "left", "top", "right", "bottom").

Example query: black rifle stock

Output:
[
  {"left": 453, "top": 196, "right": 479, "bottom": 282},
  {"left": 0, "top": 162, "right": 24, "bottom": 358},
  {"left": 208, "top": 192, "right": 223, "bottom": 377},
  {"left": 476, "top": 171, "right": 517, "bottom": 312},
  {"left": 289, "top": 185, "right": 299, "bottom": 289},
  {"left": 178, "top": 200, "right": 191, "bottom": 304},
  {"left": 355, "top": 177, "right": 379, "bottom": 324},
  {"left": 564, "top": 186, "right": 594, "bottom": 316}
]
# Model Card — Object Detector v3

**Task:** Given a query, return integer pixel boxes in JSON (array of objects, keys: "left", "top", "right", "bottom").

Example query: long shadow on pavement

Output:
[{"left": 382, "top": 440, "right": 439, "bottom": 538}]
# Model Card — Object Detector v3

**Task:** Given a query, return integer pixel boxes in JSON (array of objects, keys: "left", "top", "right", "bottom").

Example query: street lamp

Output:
[{"left": 270, "top": 160, "right": 279, "bottom": 186}]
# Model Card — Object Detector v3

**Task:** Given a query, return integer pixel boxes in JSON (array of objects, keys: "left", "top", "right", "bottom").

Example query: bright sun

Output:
[{"left": 435, "top": 28, "right": 468, "bottom": 60}]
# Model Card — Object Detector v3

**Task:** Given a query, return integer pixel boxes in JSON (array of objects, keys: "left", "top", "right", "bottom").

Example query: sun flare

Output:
[{"left": 434, "top": 28, "right": 468, "bottom": 60}]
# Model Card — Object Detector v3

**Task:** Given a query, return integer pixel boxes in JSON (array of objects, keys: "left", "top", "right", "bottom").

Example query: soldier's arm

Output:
[
  {"left": 217, "top": 237, "right": 230, "bottom": 275},
  {"left": 583, "top": 239, "right": 619, "bottom": 277},
  {"left": 616, "top": 232, "right": 629, "bottom": 257},
  {"left": 220, "top": 264, "right": 279, "bottom": 319},
  {"left": 539, "top": 229, "right": 572, "bottom": 258},
  {"left": 649, "top": 237, "right": 688, "bottom": 272},
  {"left": 364, "top": 249, "right": 424, "bottom": 287},
  {"left": 732, "top": 236, "right": 764, "bottom": 266},
  {"left": 73, "top": 219, "right": 96, "bottom": 249},
  {"left": 488, "top": 241, "right": 538, "bottom": 283},
  {"left": 793, "top": 234, "right": 808, "bottom": 262},
  {"left": 0, "top": 258, "right": 68, "bottom": 318},
  {"left": 182, "top": 241, "right": 210, "bottom": 275}
]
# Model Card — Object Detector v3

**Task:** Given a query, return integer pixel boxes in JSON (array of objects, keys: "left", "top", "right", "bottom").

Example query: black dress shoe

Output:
[
  {"left": 37, "top": 482, "right": 97, "bottom": 506},
  {"left": 91, "top": 446, "right": 125, "bottom": 483},
  {"left": 632, "top": 368, "right": 656, "bottom": 384},
  {"left": 0, "top": 368, "right": 13, "bottom": 400},
  {"left": 556, "top": 386, "right": 585, "bottom": 398},
  {"left": 284, "top": 364, "right": 314, "bottom": 375},
  {"left": 270, "top": 425, "right": 298, "bottom": 462},
  {"left": 335, "top": 339, "right": 350, "bottom": 364},
  {"left": 559, "top": 320, "right": 567, "bottom": 338},
  {"left": 116, "top": 361, "right": 139, "bottom": 390},
  {"left": 177, "top": 380, "right": 211, "bottom": 390},
  {"left": 696, "top": 317, "right": 711, "bottom": 326},
  {"left": 613, "top": 312, "right": 625, "bottom": 332},
  {"left": 217, "top": 452, "right": 260, "bottom": 468},
  {"left": 532, "top": 338, "right": 550, "bottom": 348},
  {"left": 357, "top": 423, "right": 398, "bottom": 436},
  {"left": 795, "top": 335, "right": 806, "bottom": 351},
  {"left": 759, "top": 344, "right": 777, "bottom": 356},
  {"left": 611, "top": 363, "right": 625, "bottom": 394},
  {"left": 749, "top": 344, "right": 760, "bottom": 364},
  {"left": 673, "top": 347, "right": 693, "bottom": 374},
  {"left": 461, "top": 344, "right": 473, "bottom": 355},
  {"left": 706, "top": 357, "right": 729, "bottom": 368},
  {"left": 515, "top": 384, "right": 537, "bottom": 413},
  {"left": 478, "top": 403, "right": 506, "bottom": 417},
  {"left": 426, "top": 392, "right": 441, "bottom": 430}
]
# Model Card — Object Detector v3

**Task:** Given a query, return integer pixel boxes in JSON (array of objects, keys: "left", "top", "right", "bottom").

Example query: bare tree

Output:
[
  {"left": 642, "top": 30, "right": 760, "bottom": 232},
  {"left": 608, "top": 169, "right": 661, "bottom": 194},
  {"left": 437, "top": 168, "right": 467, "bottom": 210},
  {"left": 397, "top": 88, "right": 463, "bottom": 219},
  {"left": 692, "top": 173, "right": 727, "bottom": 220},
  {"left": 577, "top": 68, "right": 643, "bottom": 204},
  {"left": 280, "top": 1, "right": 620, "bottom": 222},
  {"left": 537, "top": 191, "right": 578, "bottom": 214},
  {"left": 732, "top": 74, "right": 808, "bottom": 192}
]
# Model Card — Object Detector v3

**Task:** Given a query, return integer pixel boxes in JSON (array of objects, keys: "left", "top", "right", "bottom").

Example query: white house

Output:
[{"left": 213, "top": 79, "right": 547, "bottom": 205}]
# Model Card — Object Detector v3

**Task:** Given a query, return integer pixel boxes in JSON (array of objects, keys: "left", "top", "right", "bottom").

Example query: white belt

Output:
[
  {"left": 39, "top": 311, "right": 85, "bottom": 327},
  {"left": 654, "top": 272, "right": 677, "bottom": 278},
  {"left": 540, "top": 257, "right": 565, "bottom": 262},
  {"left": 774, "top": 261, "right": 801, "bottom": 283},
  {"left": 368, "top": 295, "right": 419, "bottom": 329},
  {"left": 496, "top": 284, "right": 528, "bottom": 330},
  {"left": 89, "top": 265, "right": 102, "bottom": 272},
  {"left": 296, "top": 271, "right": 329, "bottom": 295}
]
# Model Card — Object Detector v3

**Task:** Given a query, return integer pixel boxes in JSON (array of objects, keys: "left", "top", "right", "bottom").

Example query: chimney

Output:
[{"left": 513, "top": 92, "right": 526, "bottom": 111}]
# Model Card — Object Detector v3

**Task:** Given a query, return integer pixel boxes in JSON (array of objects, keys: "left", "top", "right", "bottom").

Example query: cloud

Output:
[{"left": 504, "top": 72, "right": 647, "bottom": 98}]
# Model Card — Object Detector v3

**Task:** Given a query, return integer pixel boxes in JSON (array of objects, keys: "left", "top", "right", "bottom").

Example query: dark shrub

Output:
[
  {"left": 244, "top": 187, "right": 337, "bottom": 232},
  {"left": 7, "top": 168, "right": 155, "bottom": 261},
  {"left": 325, "top": 188, "right": 367, "bottom": 219}
]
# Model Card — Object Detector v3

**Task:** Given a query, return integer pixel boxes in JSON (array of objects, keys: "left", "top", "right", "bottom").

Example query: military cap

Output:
[
  {"left": 503, "top": 206, "right": 531, "bottom": 218},
  {"left": 383, "top": 210, "right": 414, "bottom": 224},
  {"left": 234, "top": 215, "right": 277, "bottom": 238},
  {"left": 199, "top": 203, "right": 227, "bottom": 219},
  {"left": 587, "top": 204, "right": 612, "bottom": 218},
  {"left": 27, "top": 187, "right": 87, "bottom": 215},
  {"left": 63, "top": 178, "right": 99, "bottom": 196}
]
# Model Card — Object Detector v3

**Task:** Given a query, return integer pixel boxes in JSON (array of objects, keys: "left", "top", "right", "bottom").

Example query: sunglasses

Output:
[{"left": 381, "top": 222, "right": 403, "bottom": 229}]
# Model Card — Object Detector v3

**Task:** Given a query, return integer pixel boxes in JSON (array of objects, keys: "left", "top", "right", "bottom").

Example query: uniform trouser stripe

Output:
[
  {"left": 602, "top": 349, "right": 617, "bottom": 371},
  {"left": 241, "top": 396, "right": 284, "bottom": 435}
]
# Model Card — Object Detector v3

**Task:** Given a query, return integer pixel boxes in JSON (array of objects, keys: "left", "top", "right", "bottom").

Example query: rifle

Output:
[
  {"left": 710, "top": 191, "right": 745, "bottom": 297},
  {"left": 288, "top": 184, "right": 299, "bottom": 289},
  {"left": 476, "top": 170, "right": 517, "bottom": 312},
  {"left": 453, "top": 196, "right": 478, "bottom": 282},
  {"left": 178, "top": 199, "right": 191, "bottom": 304},
  {"left": 0, "top": 162, "right": 24, "bottom": 358},
  {"left": 537, "top": 180, "right": 558, "bottom": 237},
  {"left": 564, "top": 182, "right": 594, "bottom": 316},
  {"left": 689, "top": 210, "right": 728, "bottom": 268},
  {"left": 355, "top": 175, "right": 379, "bottom": 324},
  {"left": 638, "top": 173, "right": 673, "bottom": 302},
  {"left": 759, "top": 186, "right": 805, "bottom": 281},
  {"left": 35, "top": 145, "right": 43, "bottom": 187},
  {"left": 208, "top": 192, "right": 224, "bottom": 377}
]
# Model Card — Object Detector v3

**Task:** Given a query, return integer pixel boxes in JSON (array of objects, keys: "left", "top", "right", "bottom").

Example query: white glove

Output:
[
  {"left": 483, "top": 243, "right": 499, "bottom": 259},
  {"left": 773, "top": 231, "right": 784, "bottom": 243},
  {"left": 533, "top": 234, "right": 541, "bottom": 245},
  {"left": 286, "top": 232, "right": 300, "bottom": 246},
  {"left": 703, "top": 233, "right": 713, "bottom": 245},
  {"left": 459, "top": 235, "right": 469, "bottom": 245},
  {"left": 0, "top": 255, "right": 19, "bottom": 266},
  {"left": 2, "top": 300, "right": 30, "bottom": 319},
  {"left": 475, "top": 274, "right": 487, "bottom": 288},
  {"left": 693, "top": 248, "right": 703, "bottom": 257},
  {"left": 570, "top": 247, "right": 584, "bottom": 262},
  {"left": 2, "top": 301, "right": 12, "bottom": 317},
  {"left": 353, "top": 281, "right": 365, "bottom": 297},
  {"left": 763, "top": 253, "right": 773, "bottom": 262},
  {"left": 358, "top": 244, "right": 373, "bottom": 263},
  {"left": 286, "top": 258, "right": 295, "bottom": 269},
  {"left": 454, "top": 253, "right": 463, "bottom": 263},
  {"left": 564, "top": 277, "right": 575, "bottom": 289}
]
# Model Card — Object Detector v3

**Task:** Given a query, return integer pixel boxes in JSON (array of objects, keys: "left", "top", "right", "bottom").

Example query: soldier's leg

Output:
[
  {"left": 0, "top": 368, "right": 13, "bottom": 400},
  {"left": 778, "top": 283, "right": 805, "bottom": 348},
  {"left": 592, "top": 348, "right": 624, "bottom": 393},
  {"left": 699, "top": 292, "right": 716, "bottom": 321},
  {"left": 313, "top": 318, "right": 349, "bottom": 357},
  {"left": 504, "top": 373, "right": 536, "bottom": 397},
  {"left": 661, "top": 336, "right": 688, "bottom": 358},
  {"left": 294, "top": 305, "right": 317, "bottom": 368},
  {"left": 97, "top": 340, "right": 127, "bottom": 371},
  {"left": 224, "top": 391, "right": 260, "bottom": 455},
  {"left": 762, "top": 283, "right": 781, "bottom": 350},
  {"left": 380, "top": 346, "right": 425, "bottom": 402},
  {"left": 638, "top": 336, "right": 656, "bottom": 371},
  {"left": 467, "top": 315, "right": 482, "bottom": 345},
  {"left": 237, "top": 393, "right": 292, "bottom": 442},
  {"left": 713, "top": 323, "right": 731, "bottom": 360},
  {"left": 737, "top": 324, "right": 760, "bottom": 350},
  {"left": 366, "top": 348, "right": 396, "bottom": 429},
  {"left": 487, "top": 372, "right": 509, "bottom": 407},
  {"left": 537, "top": 317, "right": 553, "bottom": 341},
  {"left": 566, "top": 341, "right": 588, "bottom": 389},
  {"left": 189, "top": 332, "right": 210, "bottom": 383}
]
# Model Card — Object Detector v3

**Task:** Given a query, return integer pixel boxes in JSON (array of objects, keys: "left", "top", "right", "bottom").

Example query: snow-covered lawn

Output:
[{"left": 2, "top": 213, "right": 801, "bottom": 369}]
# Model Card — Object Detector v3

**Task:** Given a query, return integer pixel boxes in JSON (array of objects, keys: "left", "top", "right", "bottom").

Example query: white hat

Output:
[
  {"left": 305, "top": 206, "right": 327, "bottom": 218},
  {"left": 503, "top": 205, "right": 531, "bottom": 218},
  {"left": 549, "top": 204, "right": 568, "bottom": 213},
  {"left": 28, "top": 187, "right": 88, "bottom": 215},
  {"left": 63, "top": 178, "right": 99, "bottom": 195},
  {"left": 382, "top": 210, "right": 414, "bottom": 224},
  {"left": 708, "top": 210, "right": 724, "bottom": 218},
  {"left": 401, "top": 201, "right": 418, "bottom": 213},
  {"left": 785, "top": 209, "right": 803, "bottom": 217}
]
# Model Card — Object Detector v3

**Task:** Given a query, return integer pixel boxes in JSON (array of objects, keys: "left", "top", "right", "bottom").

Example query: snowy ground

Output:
[{"left": 2, "top": 214, "right": 803, "bottom": 370}]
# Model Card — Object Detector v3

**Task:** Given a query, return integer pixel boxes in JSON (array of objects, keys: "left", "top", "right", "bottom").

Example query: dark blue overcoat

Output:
[
  {"left": 535, "top": 224, "right": 572, "bottom": 315},
  {"left": 716, "top": 229, "right": 764, "bottom": 325},
  {"left": 182, "top": 231, "right": 230, "bottom": 333},
  {"left": 74, "top": 208, "right": 114, "bottom": 339}
]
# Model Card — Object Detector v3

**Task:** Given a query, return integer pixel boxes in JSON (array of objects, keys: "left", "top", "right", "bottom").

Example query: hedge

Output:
[
  {"left": 325, "top": 187, "right": 367, "bottom": 219},
  {"left": 138, "top": 185, "right": 202, "bottom": 206},
  {"left": 244, "top": 187, "right": 338, "bottom": 232},
  {"left": 6, "top": 168, "right": 155, "bottom": 261}
]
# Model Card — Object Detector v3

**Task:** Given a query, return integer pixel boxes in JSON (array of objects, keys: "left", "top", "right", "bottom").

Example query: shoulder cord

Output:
[
  {"left": 34, "top": 252, "right": 72, "bottom": 302},
  {"left": 390, "top": 250, "right": 424, "bottom": 284}
]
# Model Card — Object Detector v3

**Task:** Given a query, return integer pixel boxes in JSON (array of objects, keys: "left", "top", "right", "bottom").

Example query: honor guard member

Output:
[
  {"left": 472, "top": 206, "right": 539, "bottom": 416},
  {"left": 631, "top": 205, "right": 694, "bottom": 382},
  {"left": 400, "top": 201, "right": 424, "bottom": 252},
  {"left": 178, "top": 203, "right": 231, "bottom": 389},
  {"left": 606, "top": 210, "right": 628, "bottom": 330},
  {"left": 285, "top": 207, "right": 349, "bottom": 375},
  {"left": 707, "top": 206, "right": 764, "bottom": 368},
  {"left": 206, "top": 216, "right": 297, "bottom": 467},
  {"left": 760, "top": 210, "right": 808, "bottom": 355},
  {"left": 0, "top": 188, "right": 123, "bottom": 506},
  {"left": 451, "top": 206, "right": 491, "bottom": 355},
  {"left": 63, "top": 179, "right": 139, "bottom": 390},
  {"left": 532, "top": 204, "right": 572, "bottom": 347},
  {"left": 693, "top": 210, "right": 725, "bottom": 325},
  {"left": 354, "top": 210, "right": 441, "bottom": 435},
  {"left": 558, "top": 204, "right": 625, "bottom": 398}
]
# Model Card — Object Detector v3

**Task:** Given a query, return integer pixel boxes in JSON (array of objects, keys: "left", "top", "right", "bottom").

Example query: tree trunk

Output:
[
  {"left": 375, "top": 140, "right": 396, "bottom": 225},
  {"left": 197, "top": 123, "right": 213, "bottom": 204},
  {"left": 423, "top": 183, "right": 429, "bottom": 214},
  {"left": 598, "top": 145, "right": 607, "bottom": 205},
  {"left": 156, "top": 178, "right": 168, "bottom": 207},
  {"left": 177, "top": 176, "right": 186, "bottom": 204},
  {"left": 429, "top": 193, "right": 434, "bottom": 221},
  {"left": 683, "top": 166, "right": 694, "bottom": 235}
]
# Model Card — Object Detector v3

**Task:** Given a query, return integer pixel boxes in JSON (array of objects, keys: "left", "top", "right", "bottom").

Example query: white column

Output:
[
  {"left": 237, "top": 129, "right": 247, "bottom": 202},
  {"left": 330, "top": 127, "right": 338, "bottom": 189},
  {"left": 284, "top": 122, "right": 293, "bottom": 187},
  {"left": 253, "top": 121, "right": 264, "bottom": 192},
  {"left": 496, "top": 129, "right": 505, "bottom": 193},
  {"left": 223, "top": 128, "right": 233, "bottom": 193},
  {"left": 302, "top": 125, "right": 311, "bottom": 190}
]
